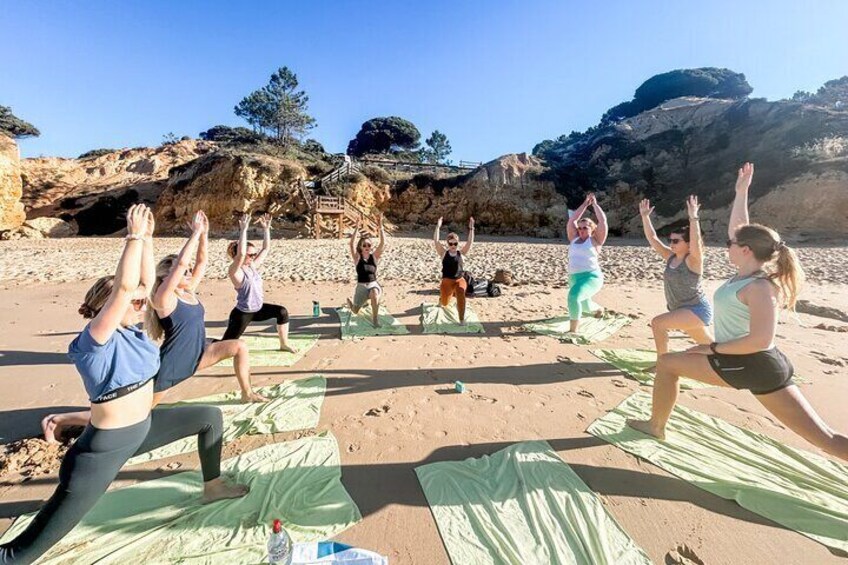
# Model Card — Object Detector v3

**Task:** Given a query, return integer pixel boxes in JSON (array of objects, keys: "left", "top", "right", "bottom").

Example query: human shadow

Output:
[
  {"left": 0, "top": 405, "right": 88, "bottom": 444},
  {"left": 0, "top": 350, "right": 69, "bottom": 368}
]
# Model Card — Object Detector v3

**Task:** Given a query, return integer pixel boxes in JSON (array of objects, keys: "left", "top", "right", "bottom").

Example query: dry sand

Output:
[{"left": 1, "top": 235, "right": 847, "bottom": 564}]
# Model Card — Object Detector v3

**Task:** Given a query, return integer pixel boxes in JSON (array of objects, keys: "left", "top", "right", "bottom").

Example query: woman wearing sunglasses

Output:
[
  {"left": 6, "top": 205, "right": 247, "bottom": 563},
  {"left": 566, "top": 193, "right": 608, "bottom": 333},
  {"left": 639, "top": 195, "right": 713, "bottom": 355},
  {"left": 346, "top": 215, "right": 386, "bottom": 328},
  {"left": 221, "top": 213, "right": 296, "bottom": 352},
  {"left": 147, "top": 211, "right": 268, "bottom": 404},
  {"left": 628, "top": 163, "right": 848, "bottom": 461},
  {"left": 433, "top": 216, "right": 475, "bottom": 325}
]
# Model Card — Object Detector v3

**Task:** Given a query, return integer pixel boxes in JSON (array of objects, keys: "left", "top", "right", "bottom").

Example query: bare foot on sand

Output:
[
  {"left": 626, "top": 418, "right": 665, "bottom": 440},
  {"left": 41, "top": 415, "right": 60, "bottom": 444},
  {"left": 202, "top": 477, "right": 250, "bottom": 504},
  {"left": 346, "top": 298, "right": 359, "bottom": 314},
  {"left": 242, "top": 391, "right": 270, "bottom": 403},
  {"left": 279, "top": 344, "right": 298, "bottom": 354},
  {"left": 372, "top": 320, "right": 382, "bottom": 328}
]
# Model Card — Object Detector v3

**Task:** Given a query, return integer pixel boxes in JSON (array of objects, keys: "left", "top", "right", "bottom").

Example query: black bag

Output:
[
  {"left": 463, "top": 272, "right": 489, "bottom": 297},
  {"left": 487, "top": 281, "right": 502, "bottom": 297}
]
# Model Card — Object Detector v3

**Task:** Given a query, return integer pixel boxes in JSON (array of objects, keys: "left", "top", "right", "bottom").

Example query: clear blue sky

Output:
[{"left": 4, "top": 0, "right": 847, "bottom": 160}]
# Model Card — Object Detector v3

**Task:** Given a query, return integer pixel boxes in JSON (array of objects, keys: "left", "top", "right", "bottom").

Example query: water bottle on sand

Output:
[
  {"left": 312, "top": 300, "right": 320, "bottom": 317},
  {"left": 267, "top": 519, "right": 292, "bottom": 565}
]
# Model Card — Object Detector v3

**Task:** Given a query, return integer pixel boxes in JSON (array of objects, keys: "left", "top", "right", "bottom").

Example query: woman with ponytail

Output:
[
  {"left": 4, "top": 205, "right": 247, "bottom": 564},
  {"left": 628, "top": 163, "right": 848, "bottom": 462},
  {"left": 148, "top": 211, "right": 268, "bottom": 404}
]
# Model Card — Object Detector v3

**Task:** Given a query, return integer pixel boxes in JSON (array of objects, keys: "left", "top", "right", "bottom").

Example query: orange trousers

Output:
[{"left": 439, "top": 277, "right": 467, "bottom": 317}]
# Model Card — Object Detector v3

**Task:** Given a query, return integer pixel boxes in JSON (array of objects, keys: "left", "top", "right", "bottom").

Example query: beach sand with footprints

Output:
[{"left": 1, "top": 235, "right": 847, "bottom": 563}]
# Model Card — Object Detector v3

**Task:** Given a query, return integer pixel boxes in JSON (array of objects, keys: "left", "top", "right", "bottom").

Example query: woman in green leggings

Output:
[{"left": 567, "top": 193, "right": 608, "bottom": 333}]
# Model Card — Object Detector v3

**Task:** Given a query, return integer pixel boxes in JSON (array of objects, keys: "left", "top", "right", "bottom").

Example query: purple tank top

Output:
[{"left": 236, "top": 266, "right": 264, "bottom": 313}]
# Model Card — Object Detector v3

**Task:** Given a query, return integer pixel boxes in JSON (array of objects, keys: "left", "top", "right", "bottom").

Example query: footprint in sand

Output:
[
  {"left": 364, "top": 404, "right": 391, "bottom": 417},
  {"left": 665, "top": 544, "right": 705, "bottom": 565}
]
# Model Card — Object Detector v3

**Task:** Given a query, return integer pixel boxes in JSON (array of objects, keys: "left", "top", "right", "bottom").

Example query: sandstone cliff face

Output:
[
  {"left": 388, "top": 153, "right": 570, "bottom": 237},
  {"left": 540, "top": 96, "right": 848, "bottom": 240},
  {"left": 155, "top": 150, "right": 310, "bottom": 233},
  {"left": 0, "top": 134, "right": 25, "bottom": 231},
  {"left": 21, "top": 140, "right": 214, "bottom": 234}
]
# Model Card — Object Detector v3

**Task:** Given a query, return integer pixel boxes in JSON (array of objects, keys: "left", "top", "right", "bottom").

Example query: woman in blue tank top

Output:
[
  {"left": 221, "top": 213, "right": 295, "bottom": 351},
  {"left": 3, "top": 205, "right": 247, "bottom": 563},
  {"left": 639, "top": 195, "right": 713, "bottom": 356},
  {"left": 147, "top": 211, "right": 268, "bottom": 404},
  {"left": 628, "top": 163, "right": 847, "bottom": 462}
]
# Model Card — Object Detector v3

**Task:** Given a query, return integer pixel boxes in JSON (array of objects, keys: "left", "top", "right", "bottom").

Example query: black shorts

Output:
[{"left": 708, "top": 348, "right": 794, "bottom": 395}]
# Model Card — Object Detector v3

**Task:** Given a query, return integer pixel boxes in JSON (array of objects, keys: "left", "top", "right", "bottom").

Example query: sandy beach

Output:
[{"left": 1, "top": 235, "right": 847, "bottom": 564}]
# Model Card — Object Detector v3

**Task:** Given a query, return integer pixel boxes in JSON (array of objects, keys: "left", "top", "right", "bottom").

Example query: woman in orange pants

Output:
[{"left": 433, "top": 216, "right": 475, "bottom": 324}]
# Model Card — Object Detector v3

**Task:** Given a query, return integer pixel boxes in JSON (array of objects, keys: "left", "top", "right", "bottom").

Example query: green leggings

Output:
[{"left": 568, "top": 270, "right": 604, "bottom": 320}]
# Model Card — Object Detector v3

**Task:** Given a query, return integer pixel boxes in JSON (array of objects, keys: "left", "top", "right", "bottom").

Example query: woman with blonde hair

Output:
[
  {"left": 4, "top": 205, "right": 247, "bottom": 563},
  {"left": 628, "top": 163, "right": 848, "bottom": 461},
  {"left": 639, "top": 195, "right": 713, "bottom": 355},
  {"left": 148, "top": 211, "right": 267, "bottom": 404},
  {"left": 433, "top": 216, "right": 474, "bottom": 325},
  {"left": 566, "top": 193, "right": 608, "bottom": 333},
  {"left": 346, "top": 215, "right": 386, "bottom": 328}
]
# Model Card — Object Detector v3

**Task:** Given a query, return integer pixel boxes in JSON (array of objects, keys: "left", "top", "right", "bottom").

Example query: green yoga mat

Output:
[
  {"left": 421, "top": 302, "right": 485, "bottom": 334},
  {"left": 591, "top": 349, "right": 709, "bottom": 390},
  {"left": 524, "top": 314, "right": 630, "bottom": 344},
  {"left": 127, "top": 376, "right": 326, "bottom": 466},
  {"left": 216, "top": 333, "right": 317, "bottom": 367},
  {"left": 0, "top": 433, "right": 361, "bottom": 564},
  {"left": 588, "top": 392, "right": 848, "bottom": 553},
  {"left": 415, "top": 441, "right": 652, "bottom": 565},
  {"left": 335, "top": 305, "right": 410, "bottom": 340}
]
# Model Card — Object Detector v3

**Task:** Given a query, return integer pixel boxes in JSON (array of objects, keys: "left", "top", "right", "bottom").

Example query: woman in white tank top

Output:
[{"left": 566, "top": 193, "right": 608, "bottom": 333}]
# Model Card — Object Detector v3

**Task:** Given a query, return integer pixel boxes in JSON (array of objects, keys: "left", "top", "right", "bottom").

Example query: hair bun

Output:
[{"left": 78, "top": 304, "right": 95, "bottom": 319}]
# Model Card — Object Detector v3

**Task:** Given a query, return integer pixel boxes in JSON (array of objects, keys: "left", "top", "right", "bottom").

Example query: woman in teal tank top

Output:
[{"left": 628, "top": 163, "right": 848, "bottom": 462}]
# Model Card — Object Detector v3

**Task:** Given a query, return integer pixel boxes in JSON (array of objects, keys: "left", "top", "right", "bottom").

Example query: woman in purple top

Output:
[{"left": 222, "top": 213, "right": 296, "bottom": 353}]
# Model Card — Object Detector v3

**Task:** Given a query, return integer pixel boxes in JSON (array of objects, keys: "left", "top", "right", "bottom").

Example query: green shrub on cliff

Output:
[
  {"left": 78, "top": 148, "right": 116, "bottom": 160},
  {"left": 0, "top": 105, "right": 40, "bottom": 138},
  {"left": 200, "top": 125, "right": 266, "bottom": 144}
]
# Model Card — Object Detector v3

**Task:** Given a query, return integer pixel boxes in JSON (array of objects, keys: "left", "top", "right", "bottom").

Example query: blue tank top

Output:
[
  {"left": 156, "top": 298, "right": 207, "bottom": 386},
  {"left": 68, "top": 324, "right": 160, "bottom": 402}
]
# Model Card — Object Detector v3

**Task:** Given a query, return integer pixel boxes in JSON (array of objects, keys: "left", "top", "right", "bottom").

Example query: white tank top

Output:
[{"left": 568, "top": 238, "right": 600, "bottom": 273}]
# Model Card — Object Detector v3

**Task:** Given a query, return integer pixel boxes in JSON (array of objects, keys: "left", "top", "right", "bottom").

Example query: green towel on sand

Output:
[
  {"left": 591, "top": 348, "right": 709, "bottom": 390},
  {"left": 421, "top": 302, "right": 484, "bottom": 334},
  {"left": 588, "top": 392, "right": 848, "bottom": 553},
  {"left": 335, "top": 305, "right": 410, "bottom": 340},
  {"left": 524, "top": 314, "right": 630, "bottom": 344},
  {"left": 0, "top": 434, "right": 361, "bottom": 564},
  {"left": 216, "top": 333, "right": 317, "bottom": 367},
  {"left": 127, "top": 376, "right": 326, "bottom": 466},
  {"left": 415, "top": 441, "right": 652, "bottom": 565}
]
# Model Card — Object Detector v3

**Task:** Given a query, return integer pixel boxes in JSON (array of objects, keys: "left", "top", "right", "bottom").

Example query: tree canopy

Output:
[
  {"left": 0, "top": 105, "right": 40, "bottom": 139},
  {"left": 347, "top": 116, "right": 421, "bottom": 156},
  {"left": 199, "top": 125, "right": 266, "bottom": 144},
  {"left": 234, "top": 67, "right": 316, "bottom": 148},
  {"left": 423, "top": 130, "right": 452, "bottom": 164}
]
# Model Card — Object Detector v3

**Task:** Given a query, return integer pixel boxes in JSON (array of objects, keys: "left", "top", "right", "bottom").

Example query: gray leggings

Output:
[{"left": 1, "top": 405, "right": 223, "bottom": 564}]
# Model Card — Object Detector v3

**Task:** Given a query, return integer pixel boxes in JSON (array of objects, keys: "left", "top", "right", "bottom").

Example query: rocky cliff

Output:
[
  {"left": 0, "top": 134, "right": 25, "bottom": 231},
  {"left": 21, "top": 140, "right": 214, "bottom": 234}
]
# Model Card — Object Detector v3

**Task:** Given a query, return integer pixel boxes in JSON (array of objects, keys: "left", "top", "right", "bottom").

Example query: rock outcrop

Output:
[
  {"left": 21, "top": 140, "right": 214, "bottom": 235},
  {"left": 0, "top": 134, "right": 25, "bottom": 231}
]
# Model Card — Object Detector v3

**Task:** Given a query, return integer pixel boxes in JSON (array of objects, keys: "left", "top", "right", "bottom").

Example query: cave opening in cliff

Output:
[{"left": 73, "top": 190, "right": 140, "bottom": 235}]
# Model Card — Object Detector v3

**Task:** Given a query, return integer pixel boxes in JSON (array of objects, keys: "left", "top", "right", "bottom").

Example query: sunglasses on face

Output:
[
  {"left": 577, "top": 226, "right": 590, "bottom": 232},
  {"left": 362, "top": 243, "right": 372, "bottom": 248},
  {"left": 131, "top": 299, "right": 146, "bottom": 309},
  {"left": 726, "top": 239, "right": 738, "bottom": 248},
  {"left": 448, "top": 241, "right": 458, "bottom": 247}
]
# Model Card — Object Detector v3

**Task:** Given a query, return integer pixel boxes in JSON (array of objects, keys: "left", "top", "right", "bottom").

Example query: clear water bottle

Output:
[{"left": 267, "top": 519, "right": 292, "bottom": 565}]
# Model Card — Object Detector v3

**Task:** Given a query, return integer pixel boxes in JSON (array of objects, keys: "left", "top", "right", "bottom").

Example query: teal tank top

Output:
[{"left": 713, "top": 275, "right": 766, "bottom": 343}]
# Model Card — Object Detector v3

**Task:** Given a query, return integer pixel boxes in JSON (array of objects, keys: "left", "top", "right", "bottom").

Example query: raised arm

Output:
[
  {"left": 253, "top": 213, "right": 272, "bottom": 269},
  {"left": 89, "top": 205, "right": 149, "bottom": 344},
  {"left": 186, "top": 211, "right": 209, "bottom": 292},
  {"left": 590, "top": 195, "right": 608, "bottom": 246},
  {"left": 639, "top": 199, "right": 673, "bottom": 259},
  {"left": 153, "top": 214, "right": 203, "bottom": 311},
  {"left": 729, "top": 162, "right": 753, "bottom": 239},
  {"left": 685, "top": 195, "right": 704, "bottom": 272},
  {"left": 228, "top": 214, "right": 250, "bottom": 283},
  {"left": 433, "top": 217, "right": 446, "bottom": 256},
  {"left": 349, "top": 217, "right": 361, "bottom": 263},
  {"left": 567, "top": 194, "right": 592, "bottom": 241},
  {"left": 374, "top": 215, "right": 386, "bottom": 260},
  {"left": 140, "top": 207, "right": 156, "bottom": 294},
  {"left": 461, "top": 216, "right": 475, "bottom": 255}
]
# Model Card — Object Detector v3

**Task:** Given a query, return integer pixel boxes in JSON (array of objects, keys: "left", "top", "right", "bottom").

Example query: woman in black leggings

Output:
[{"left": 1, "top": 205, "right": 248, "bottom": 564}]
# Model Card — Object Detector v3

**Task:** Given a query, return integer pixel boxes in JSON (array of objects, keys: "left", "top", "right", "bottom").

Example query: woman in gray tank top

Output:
[
  {"left": 639, "top": 195, "right": 713, "bottom": 356},
  {"left": 628, "top": 163, "right": 847, "bottom": 462}
]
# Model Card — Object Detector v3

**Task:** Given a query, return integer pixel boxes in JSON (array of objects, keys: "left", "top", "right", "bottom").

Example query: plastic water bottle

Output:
[
  {"left": 267, "top": 519, "right": 292, "bottom": 565},
  {"left": 312, "top": 300, "right": 320, "bottom": 317},
  {"left": 454, "top": 380, "right": 466, "bottom": 393}
]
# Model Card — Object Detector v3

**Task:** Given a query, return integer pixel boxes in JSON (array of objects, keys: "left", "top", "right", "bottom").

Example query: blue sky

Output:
[{"left": 3, "top": 1, "right": 847, "bottom": 160}]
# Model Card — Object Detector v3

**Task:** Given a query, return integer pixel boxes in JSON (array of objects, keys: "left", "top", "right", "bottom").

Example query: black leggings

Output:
[
  {"left": 0, "top": 405, "right": 223, "bottom": 564},
  {"left": 222, "top": 303, "right": 289, "bottom": 341}
]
